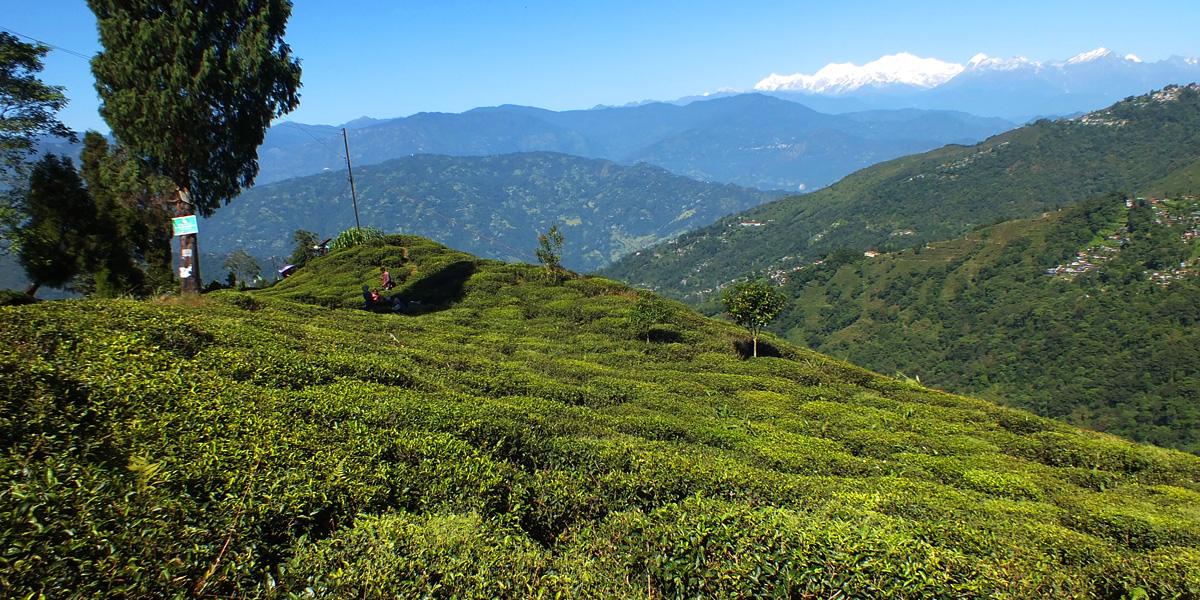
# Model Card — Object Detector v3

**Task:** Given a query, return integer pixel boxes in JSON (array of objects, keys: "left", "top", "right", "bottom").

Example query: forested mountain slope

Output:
[
  {"left": 3, "top": 235, "right": 1200, "bottom": 598},
  {"left": 719, "top": 194, "right": 1200, "bottom": 453},
  {"left": 602, "top": 85, "right": 1200, "bottom": 300},
  {"left": 204, "top": 152, "right": 784, "bottom": 272}
]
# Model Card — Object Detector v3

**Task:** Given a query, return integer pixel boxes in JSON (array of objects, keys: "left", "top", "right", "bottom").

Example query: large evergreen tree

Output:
[
  {"left": 16, "top": 154, "right": 95, "bottom": 295},
  {"left": 88, "top": 0, "right": 302, "bottom": 294},
  {"left": 0, "top": 32, "right": 74, "bottom": 254},
  {"left": 78, "top": 131, "right": 175, "bottom": 297}
]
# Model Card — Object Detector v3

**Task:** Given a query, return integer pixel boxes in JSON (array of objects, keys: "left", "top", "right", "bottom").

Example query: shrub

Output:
[
  {"left": 329, "top": 226, "right": 386, "bottom": 251},
  {"left": 285, "top": 511, "right": 555, "bottom": 598}
]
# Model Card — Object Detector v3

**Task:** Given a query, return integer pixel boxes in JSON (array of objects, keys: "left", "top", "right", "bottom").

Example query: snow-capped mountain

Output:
[
  {"left": 755, "top": 49, "right": 1200, "bottom": 120},
  {"left": 1063, "top": 47, "right": 1118, "bottom": 65},
  {"left": 756, "top": 52, "right": 964, "bottom": 95}
]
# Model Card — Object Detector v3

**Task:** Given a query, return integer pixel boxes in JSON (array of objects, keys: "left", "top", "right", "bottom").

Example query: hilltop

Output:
[
  {"left": 602, "top": 85, "right": 1200, "bottom": 299},
  {"left": 3, "top": 235, "right": 1199, "bottom": 598}
]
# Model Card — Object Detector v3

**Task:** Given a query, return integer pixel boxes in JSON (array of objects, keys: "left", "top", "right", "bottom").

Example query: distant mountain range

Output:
[
  {"left": 754, "top": 49, "right": 1200, "bottom": 120},
  {"left": 255, "top": 94, "right": 1015, "bottom": 191},
  {"left": 202, "top": 152, "right": 785, "bottom": 273},
  {"left": 600, "top": 85, "right": 1200, "bottom": 300}
]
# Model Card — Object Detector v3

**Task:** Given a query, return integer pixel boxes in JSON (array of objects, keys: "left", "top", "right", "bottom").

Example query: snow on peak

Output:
[
  {"left": 967, "top": 53, "right": 991, "bottom": 67},
  {"left": 1067, "top": 47, "right": 1114, "bottom": 64},
  {"left": 753, "top": 48, "right": 1185, "bottom": 96},
  {"left": 965, "top": 53, "right": 1030, "bottom": 71},
  {"left": 755, "top": 52, "right": 964, "bottom": 94}
]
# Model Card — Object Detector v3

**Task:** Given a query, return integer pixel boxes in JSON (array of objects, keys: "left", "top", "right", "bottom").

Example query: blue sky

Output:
[{"left": 4, "top": 0, "right": 1200, "bottom": 134}]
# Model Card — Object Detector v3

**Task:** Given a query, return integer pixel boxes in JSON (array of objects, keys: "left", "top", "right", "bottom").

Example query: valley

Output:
[{"left": 200, "top": 152, "right": 785, "bottom": 273}]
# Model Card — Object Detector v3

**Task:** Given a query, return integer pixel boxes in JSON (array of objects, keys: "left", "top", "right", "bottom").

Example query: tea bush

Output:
[{"left": 3, "top": 236, "right": 1200, "bottom": 598}]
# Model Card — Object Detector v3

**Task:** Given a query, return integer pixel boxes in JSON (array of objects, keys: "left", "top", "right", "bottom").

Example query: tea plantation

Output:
[{"left": 3, "top": 235, "right": 1199, "bottom": 599}]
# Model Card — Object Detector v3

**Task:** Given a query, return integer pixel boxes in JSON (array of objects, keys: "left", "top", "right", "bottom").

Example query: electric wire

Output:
[
  {"left": 0, "top": 25, "right": 546, "bottom": 267},
  {"left": 278, "top": 114, "right": 539, "bottom": 263},
  {"left": 0, "top": 26, "right": 93, "bottom": 60}
]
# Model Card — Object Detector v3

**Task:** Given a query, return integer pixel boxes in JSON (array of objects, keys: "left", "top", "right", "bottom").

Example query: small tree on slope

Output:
[
  {"left": 630, "top": 294, "right": 673, "bottom": 343},
  {"left": 535, "top": 223, "right": 565, "bottom": 283},
  {"left": 722, "top": 280, "right": 786, "bottom": 358}
]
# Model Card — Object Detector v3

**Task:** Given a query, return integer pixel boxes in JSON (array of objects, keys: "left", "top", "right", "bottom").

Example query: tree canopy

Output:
[
  {"left": 88, "top": 0, "right": 302, "bottom": 292},
  {"left": 536, "top": 223, "right": 565, "bottom": 282},
  {"left": 78, "top": 131, "right": 175, "bottom": 297},
  {"left": 722, "top": 280, "right": 786, "bottom": 357},
  {"left": 89, "top": 0, "right": 303, "bottom": 214},
  {"left": 223, "top": 249, "right": 261, "bottom": 287},
  {"left": 0, "top": 32, "right": 74, "bottom": 253},
  {"left": 289, "top": 229, "right": 320, "bottom": 268},
  {"left": 16, "top": 154, "right": 94, "bottom": 295},
  {"left": 629, "top": 293, "right": 673, "bottom": 343}
]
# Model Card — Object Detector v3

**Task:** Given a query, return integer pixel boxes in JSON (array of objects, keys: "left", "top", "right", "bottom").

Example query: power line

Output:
[
  {"left": 3, "top": 24, "right": 547, "bottom": 268},
  {"left": 0, "top": 26, "right": 93, "bottom": 61},
  {"left": 278, "top": 115, "right": 539, "bottom": 263}
]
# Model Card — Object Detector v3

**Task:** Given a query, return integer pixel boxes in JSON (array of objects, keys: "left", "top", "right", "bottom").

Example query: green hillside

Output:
[
  {"left": 203, "top": 152, "right": 783, "bottom": 273},
  {"left": 602, "top": 85, "right": 1200, "bottom": 299},
  {"left": 715, "top": 194, "right": 1200, "bottom": 454},
  {"left": 4, "top": 236, "right": 1200, "bottom": 599}
]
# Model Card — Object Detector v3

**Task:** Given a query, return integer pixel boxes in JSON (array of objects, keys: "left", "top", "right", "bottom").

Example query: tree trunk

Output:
[
  {"left": 175, "top": 189, "right": 200, "bottom": 295},
  {"left": 24, "top": 281, "right": 40, "bottom": 296}
]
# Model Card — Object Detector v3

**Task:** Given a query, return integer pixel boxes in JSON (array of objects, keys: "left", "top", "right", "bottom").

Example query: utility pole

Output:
[{"left": 343, "top": 128, "right": 361, "bottom": 231}]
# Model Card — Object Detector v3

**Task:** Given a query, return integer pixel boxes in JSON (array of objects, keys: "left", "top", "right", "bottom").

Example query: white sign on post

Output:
[{"left": 172, "top": 215, "right": 198, "bottom": 236}]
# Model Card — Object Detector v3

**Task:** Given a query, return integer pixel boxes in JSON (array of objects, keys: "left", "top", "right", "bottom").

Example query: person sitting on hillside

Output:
[
  {"left": 314, "top": 238, "right": 331, "bottom": 257},
  {"left": 361, "top": 284, "right": 374, "bottom": 309},
  {"left": 380, "top": 266, "right": 395, "bottom": 290}
]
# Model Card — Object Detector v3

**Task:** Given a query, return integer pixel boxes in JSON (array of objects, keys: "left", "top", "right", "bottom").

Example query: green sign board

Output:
[{"left": 172, "top": 215, "right": 198, "bottom": 236}]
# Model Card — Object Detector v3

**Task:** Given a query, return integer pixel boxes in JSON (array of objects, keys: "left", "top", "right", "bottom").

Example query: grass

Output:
[{"left": 2, "top": 234, "right": 1199, "bottom": 599}]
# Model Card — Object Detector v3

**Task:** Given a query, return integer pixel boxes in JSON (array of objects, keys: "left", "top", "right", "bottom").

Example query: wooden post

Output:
[
  {"left": 176, "top": 188, "right": 200, "bottom": 295},
  {"left": 343, "top": 128, "right": 361, "bottom": 231}
]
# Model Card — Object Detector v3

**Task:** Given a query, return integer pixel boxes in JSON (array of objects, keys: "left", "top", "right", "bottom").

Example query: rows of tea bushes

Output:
[{"left": 2, "top": 235, "right": 1199, "bottom": 599}]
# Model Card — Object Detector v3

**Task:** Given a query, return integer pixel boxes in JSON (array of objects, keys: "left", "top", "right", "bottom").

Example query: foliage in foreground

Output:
[{"left": 2, "top": 235, "right": 1200, "bottom": 599}]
